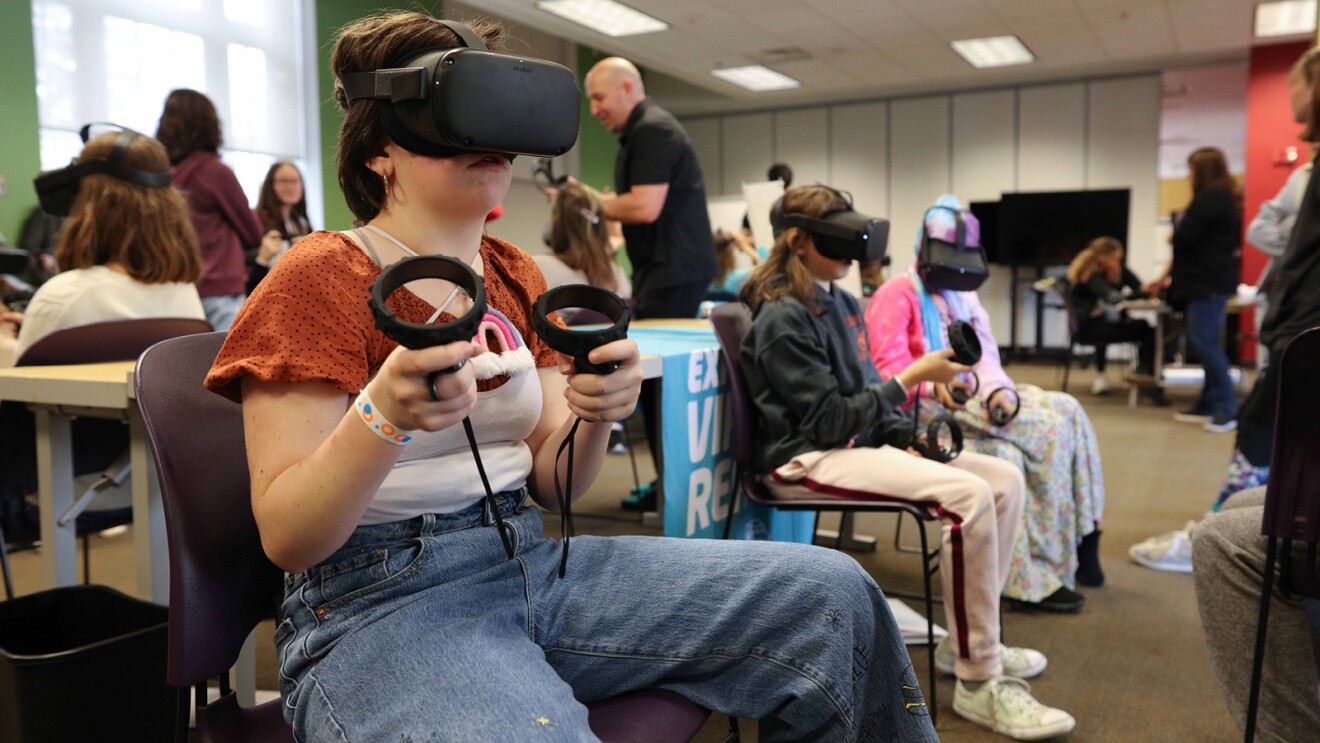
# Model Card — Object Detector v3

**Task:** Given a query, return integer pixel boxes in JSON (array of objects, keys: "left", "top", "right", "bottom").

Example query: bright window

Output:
[{"left": 31, "top": 0, "right": 314, "bottom": 214}]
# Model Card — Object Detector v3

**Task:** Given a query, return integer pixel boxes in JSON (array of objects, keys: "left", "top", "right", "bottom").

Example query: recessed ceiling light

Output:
[
  {"left": 536, "top": 0, "right": 668, "bottom": 37},
  {"left": 1255, "top": 0, "right": 1317, "bottom": 38},
  {"left": 711, "top": 65, "right": 801, "bottom": 92},
  {"left": 950, "top": 35, "right": 1035, "bottom": 69}
]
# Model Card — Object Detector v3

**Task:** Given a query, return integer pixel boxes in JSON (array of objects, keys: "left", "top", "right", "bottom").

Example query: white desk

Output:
[
  {"left": 0, "top": 361, "right": 167, "bottom": 605},
  {"left": 1119, "top": 296, "right": 1253, "bottom": 407}
]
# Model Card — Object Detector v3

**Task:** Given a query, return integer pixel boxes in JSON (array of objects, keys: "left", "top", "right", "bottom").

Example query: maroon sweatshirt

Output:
[{"left": 172, "top": 152, "right": 263, "bottom": 298}]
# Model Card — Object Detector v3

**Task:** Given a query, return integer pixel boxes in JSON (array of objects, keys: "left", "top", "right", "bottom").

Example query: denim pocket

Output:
[{"left": 315, "top": 539, "right": 428, "bottom": 614}]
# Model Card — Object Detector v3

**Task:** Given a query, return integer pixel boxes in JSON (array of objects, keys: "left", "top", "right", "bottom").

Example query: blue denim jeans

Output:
[
  {"left": 276, "top": 489, "right": 938, "bottom": 742},
  {"left": 200, "top": 293, "right": 245, "bottom": 332},
  {"left": 1185, "top": 295, "right": 1237, "bottom": 419}
]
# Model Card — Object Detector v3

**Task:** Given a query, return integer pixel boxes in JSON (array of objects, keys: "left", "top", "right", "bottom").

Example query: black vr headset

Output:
[
  {"left": 772, "top": 187, "right": 890, "bottom": 265},
  {"left": 340, "top": 20, "right": 579, "bottom": 159},
  {"left": 917, "top": 204, "right": 989, "bottom": 292},
  {"left": 33, "top": 124, "right": 172, "bottom": 217}
]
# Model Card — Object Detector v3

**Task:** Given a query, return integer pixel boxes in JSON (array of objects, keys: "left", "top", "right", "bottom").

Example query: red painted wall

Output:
[{"left": 1242, "top": 40, "right": 1312, "bottom": 360}]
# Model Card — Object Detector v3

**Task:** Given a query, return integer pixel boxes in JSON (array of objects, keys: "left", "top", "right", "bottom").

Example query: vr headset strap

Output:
[
  {"left": 924, "top": 205, "right": 967, "bottom": 248},
  {"left": 341, "top": 20, "right": 487, "bottom": 104}
]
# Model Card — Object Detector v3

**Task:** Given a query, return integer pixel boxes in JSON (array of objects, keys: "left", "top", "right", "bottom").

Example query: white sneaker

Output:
[
  {"left": 1128, "top": 521, "right": 1196, "bottom": 573},
  {"left": 954, "top": 677, "right": 1076, "bottom": 740},
  {"left": 1090, "top": 375, "right": 1111, "bottom": 395},
  {"left": 935, "top": 638, "right": 1047, "bottom": 680}
]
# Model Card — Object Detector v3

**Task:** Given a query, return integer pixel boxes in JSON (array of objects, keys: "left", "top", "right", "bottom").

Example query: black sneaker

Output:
[
  {"left": 1204, "top": 416, "right": 1237, "bottom": 433},
  {"left": 1008, "top": 586, "right": 1085, "bottom": 613}
]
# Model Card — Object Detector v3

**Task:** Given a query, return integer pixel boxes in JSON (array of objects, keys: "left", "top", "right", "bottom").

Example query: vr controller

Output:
[
  {"left": 910, "top": 321, "right": 982, "bottom": 463},
  {"left": 532, "top": 284, "right": 631, "bottom": 375}
]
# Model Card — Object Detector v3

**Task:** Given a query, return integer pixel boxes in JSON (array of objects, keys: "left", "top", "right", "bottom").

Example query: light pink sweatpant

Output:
[{"left": 764, "top": 446, "right": 1025, "bottom": 681}]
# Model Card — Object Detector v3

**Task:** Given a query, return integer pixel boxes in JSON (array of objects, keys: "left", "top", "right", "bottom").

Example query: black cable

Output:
[
  {"left": 463, "top": 417, "right": 514, "bottom": 559},
  {"left": 554, "top": 417, "right": 584, "bottom": 577}
]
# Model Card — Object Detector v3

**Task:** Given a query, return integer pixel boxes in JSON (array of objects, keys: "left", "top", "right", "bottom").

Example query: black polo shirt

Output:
[{"left": 614, "top": 99, "right": 715, "bottom": 293}]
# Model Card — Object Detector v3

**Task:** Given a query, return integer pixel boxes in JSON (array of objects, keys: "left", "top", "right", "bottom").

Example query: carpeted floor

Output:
[{"left": 3, "top": 360, "right": 1247, "bottom": 741}]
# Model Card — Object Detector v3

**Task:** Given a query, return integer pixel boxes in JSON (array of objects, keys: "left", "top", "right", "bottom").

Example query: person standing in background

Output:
[
  {"left": 1145, "top": 147, "right": 1242, "bottom": 433},
  {"left": 536, "top": 180, "right": 632, "bottom": 313},
  {"left": 1246, "top": 47, "right": 1320, "bottom": 368},
  {"left": 155, "top": 88, "right": 263, "bottom": 331},
  {"left": 250, "top": 160, "right": 314, "bottom": 293},
  {"left": 585, "top": 56, "right": 716, "bottom": 509}
]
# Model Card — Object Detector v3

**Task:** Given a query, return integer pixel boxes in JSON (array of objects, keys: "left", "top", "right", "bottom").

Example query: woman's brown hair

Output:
[
  {"left": 713, "top": 229, "right": 739, "bottom": 284},
  {"left": 155, "top": 88, "right": 222, "bottom": 165},
  {"left": 1187, "top": 147, "right": 1235, "bottom": 196},
  {"left": 1066, "top": 236, "right": 1123, "bottom": 286},
  {"left": 255, "top": 160, "right": 310, "bottom": 234},
  {"left": 54, "top": 132, "right": 202, "bottom": 284},
  {"left": 548, "top": 182, "right": 617, "bottom": 291},
  {"left": 331, "top": 11, "right": 506, "bottom": 224},
  {"left": 739, "top": 185, "right": 848, "bottom": 314}
]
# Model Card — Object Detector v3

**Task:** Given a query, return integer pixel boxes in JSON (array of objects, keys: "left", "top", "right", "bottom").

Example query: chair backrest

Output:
[
  {"left": 1262, "top": 326, "right": 1320, "bottom": 545},
  {"left": 16, "top": 317, "right": 213, "bottom": 366},
  {"left": 709, "top": 302, "right": 756, "bottom": 468},
  {"left": 1051, "top": 279, "right": 1084, "bottom": 339},
  {"left": 134, "top": 332, "right": 284, "bottom": 687}
]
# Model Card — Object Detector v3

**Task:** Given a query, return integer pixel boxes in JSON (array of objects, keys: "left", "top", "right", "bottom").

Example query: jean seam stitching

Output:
[
  {"left": 315, "top": 536, "right": 433, "bottom": 615},
  {"left": 544, "top": 646, "right": 853, "bottom": 729},
  {"left": 308, "top": 675, "right": 352, "bottom": 742}
]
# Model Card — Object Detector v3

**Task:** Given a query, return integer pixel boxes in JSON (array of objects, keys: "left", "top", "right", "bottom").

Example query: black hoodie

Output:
[{"left": 739, "top": 282, "right": 909, "bottom": 475}]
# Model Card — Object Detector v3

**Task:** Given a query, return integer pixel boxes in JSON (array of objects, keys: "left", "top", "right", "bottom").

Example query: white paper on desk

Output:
[
  {"left": 887, "top": 598, "right": 948, "bottom": 646},
  {"left": 743, "top": 180, "right": 786, "bottom": 251}
]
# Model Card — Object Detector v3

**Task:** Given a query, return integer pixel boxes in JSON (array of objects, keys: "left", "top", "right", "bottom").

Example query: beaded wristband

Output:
[{"left": 354, "top": 388, "right": 414, "bottom": 446}]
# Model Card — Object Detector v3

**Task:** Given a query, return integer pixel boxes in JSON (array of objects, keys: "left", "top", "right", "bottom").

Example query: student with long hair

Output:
[
  {"left": 249, "top": 160, "right": 314, "bottom": 292},
  {"left": 535, "top": 181, "right": 630, "bottom": 309},
  {"left": 155, "top": 88, "right": 263, "bottom": 330},
  {"left": 741, "top": 184, "right": 1075, "bottom": 738},
  {"left": 1145, "top": 147, "right": 1242, "bottom": 433},
  {"left": 202, "top": 11, "right": 937, "bottom": 740},
  {"left": 1066, "top": 236, "right": 1163, "bottom": 400},
  {"left": 0, "top": 130, "right": 204, "bottom": 366}
]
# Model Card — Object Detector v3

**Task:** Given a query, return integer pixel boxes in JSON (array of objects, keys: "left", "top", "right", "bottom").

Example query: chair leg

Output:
[
  {"left": 920, "top": 520, "right": 937, "bottom": 726},
  {"left": 1244, "top": 536, "right": 1280, "bottom": 743},
  {"left": 1062, "top": 343, "right": 1073, "bottom": 392},
  {"left": 82, "top": 533, "right": 91, "bottom": 585},
  {"left": 0, "top": 524, "right": 13, "bottom": 600}
]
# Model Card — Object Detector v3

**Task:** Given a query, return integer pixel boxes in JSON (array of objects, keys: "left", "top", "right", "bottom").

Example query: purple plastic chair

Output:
[
  {"left": 1244, "top": 326, "right": 1320, "bottom": 742},
  {"left": 134, "top": 332, "right": 712, "bottom": 743},
  {"left": 709, "top": 301, "right": 944, "bottom": 723}
]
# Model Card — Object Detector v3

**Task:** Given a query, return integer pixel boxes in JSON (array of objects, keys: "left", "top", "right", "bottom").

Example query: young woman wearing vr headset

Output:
[
  {"left": 868, "top": 195, "right": 1108, "bottom": 615},
  {"left": 201, "top": 11, "right": 937, "bottom": 741},
  {"left": 741, "top": 185, "right": 1075, "bottom": 739},
  {"left": 2, "top": 128, "right": 205, "bottom": 367}
]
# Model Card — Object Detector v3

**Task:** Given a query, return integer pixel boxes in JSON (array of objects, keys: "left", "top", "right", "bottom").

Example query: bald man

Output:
[{"left": 586, "top": 57, "right": 715, "bottom": 319}]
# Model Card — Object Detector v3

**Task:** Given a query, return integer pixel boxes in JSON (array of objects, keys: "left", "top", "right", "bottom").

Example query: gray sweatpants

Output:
[{"left": 1193, "top": 487, "right": 1320, "bottom": 742}]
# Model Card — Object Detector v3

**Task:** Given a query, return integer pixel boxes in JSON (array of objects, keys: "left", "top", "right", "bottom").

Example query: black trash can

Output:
[{"left": 0, "top": 584, "right": 174, "bottom": 742}]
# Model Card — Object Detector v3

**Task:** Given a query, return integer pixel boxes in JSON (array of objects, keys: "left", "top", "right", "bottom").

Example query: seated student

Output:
[
  {"left": 248, "top": 160, "right": 314, "bottom": 293},
  {"left": 534, "top": 181, "right": 631, "bottom": 319},
  {"left": 867, "top": 196, "right": 1107, "bottom": 612},
  {"left": 202, "top": 11, "right": 937, "bottom": 741},
  {"left": 710, "top": 228, "right": 760, "bottom": 296},
  {"left": 741, "top": 184, "right": 1075, "bottom": 739},
  {"left": 1192, "top": 487, "right": 1320, "bottom": 741},
  {"left": 1066, "top": 236, "right": 1166, "bottom": 401},
  {"left": 0, "top": 128, "right": 205, "bottom": 367}
]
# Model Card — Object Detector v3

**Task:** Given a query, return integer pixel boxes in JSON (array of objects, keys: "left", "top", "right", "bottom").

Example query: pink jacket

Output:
[{"left": 865, "top": 273, "right": 1015, "bottom": 406}]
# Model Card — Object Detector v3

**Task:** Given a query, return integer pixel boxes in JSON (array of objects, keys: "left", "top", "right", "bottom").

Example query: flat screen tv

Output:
[{"left": 992, "top": 189, "right": 1130, "bottom": 266}]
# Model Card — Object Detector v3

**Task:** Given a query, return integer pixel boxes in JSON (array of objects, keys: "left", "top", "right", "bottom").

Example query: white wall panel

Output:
[
  {"left": 889, "top": 96, "right": 952, "bottom": 278},
  {"left": 829, "top": 101, "right": 889, "bottom": 218},
  {"left": 1017, "top": 83, "right": 1087, "bottom": 192},
  {"left": 683, "top": 117, "right": 723, "bottom": 200},
  {"left": 952, "top": 89, "right": 1019, "bottom": 342},
  {"left": 1088, "top": 75, "right": 1162, "bottom": 279},
  {"left": 721, "top": 112, "right": 774, "bottom": 196},
  {"left": 774, "top": 108, "right": 830, "bottom": 187}
]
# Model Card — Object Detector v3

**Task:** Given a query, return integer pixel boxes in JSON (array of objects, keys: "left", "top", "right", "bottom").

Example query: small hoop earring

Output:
[{"left": 382, "top": 172, "right": 392, "bottom": 200}]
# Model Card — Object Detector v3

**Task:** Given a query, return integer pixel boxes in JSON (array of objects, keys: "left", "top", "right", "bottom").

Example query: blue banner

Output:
[{"left": 631, "top": 326, "right": 814, "bottom": 543}]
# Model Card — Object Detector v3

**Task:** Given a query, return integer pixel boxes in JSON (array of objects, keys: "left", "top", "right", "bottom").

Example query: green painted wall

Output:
[
  {"left": 0, "top": 0, "right": 42, "bottom": 244},
  {"left": 575, "top": 45, "right": 619, "bottom": 194}
]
